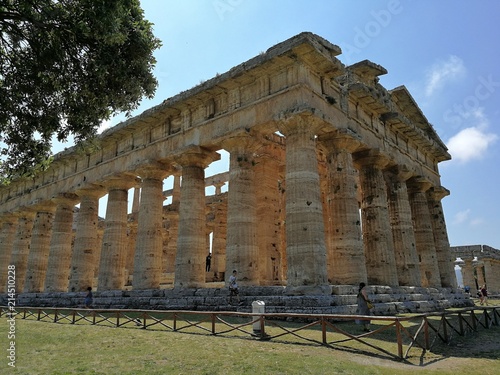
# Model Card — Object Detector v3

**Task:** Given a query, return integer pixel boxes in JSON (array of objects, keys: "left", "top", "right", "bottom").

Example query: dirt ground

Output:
[{"left": 351, "top": 315, "right": 500, "bottom": 373}]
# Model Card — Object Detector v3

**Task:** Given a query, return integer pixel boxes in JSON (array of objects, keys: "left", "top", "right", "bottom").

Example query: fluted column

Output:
[
  {"left": 44, "top": 193, "right": 79, "bottom": 292},
  {"left": 24, "top": 203, "right": 57, "bottom": 292},
  {"left": 9, "top": 210, "right": 36, "bottom": 292},
  {"left": 475, "top": 262, "right": 485, "bottom": 287},
  {"left": 427, "top": 186, "right": 456, "bottom": 288},
  {"left": 132, "top": 163, "right": 170, "bottom": 290},
  {"left": 174, "top": 147, "right": 219, "bottom": 288},
  {"left": 98, "top": 176, "right": 137, "bottom": 291},
  {"left": 0, "top": 214, "right": 17, "bottom": 292},
  {"left": 353, "top": 150, "right": 399, "bottom": 286},
  {"left": 461, "top": 258, "right": 475, "bottom": 290},
  {"left": 385, "top": 166, "right": 421, "bottom": 286},
  {"left": 211, "top": 182, "right": 227, "bottom": 280},
  {"left": 254, "top": 147, "right": 285, "bottom": 286},
  {"left": 483, "top": 259, "right": 499, "bottom": 294},
  {"left": 320, "top": 131, "right": 366, "bottom": 285},
  {"left": 69, "top": 187, "right": 106, "bottom": 292},
  {"left": 223, "top": 133, "right": 261, "bottom": 285},
  {"left": 408, "top": 177, "right": 441, "bottom": 287},
  {"left": 278, "top": 113, "right": 330, "bottom": 295}
]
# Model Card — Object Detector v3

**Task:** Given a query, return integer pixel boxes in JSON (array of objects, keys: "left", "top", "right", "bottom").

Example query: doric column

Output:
[
  {"left": 44, "top": 193, "right": 79, "bottom": 292},
  {"left": 427, "top": 186, "right": 457, "bottom": 288},
  {"left": 211, "top": 182, "right": 227, "bottom": 280},
  {"left": 24, "top": 203, "right": 57, "bottom": 292},
  {"left": 254, "top": 144, "right": 285, "bottom": 286},
  {"left": 222, "top": 132, "right": 261, "bottom": 285},
  {"left": 353, "top": 150, "right": 399, "bottom": 286},
  {"left": 461, "top": 258, "right": 475, "bottom": 290},
  {"left": 98, "top": 176, "right": 137, "bottom": 291},
  {"left": 320, "top": 131, "right": 367, "bottom": 285},
  {"left": 0, "top": 214, "right": 18, "bottom": 292},
  {"left": 407, "top": 177, "right": 441, "bottom": 287},
  {"left": 9, "top": 210, "right": 36, "bottom": 292},
  {"left": 163, "top": 171, "right": 181, "bottom": 281},
  {"left": 132, "top": 162, "right": 170, "bottom": 290},
  {"left": 483, "top": 259, "right": 499, "bottom": 294},
  {"left": 174, "top": 147, "right": 220, "bottom": 288},
  {"left": 475, "top": 261, "right": 485, "bottom": 287},
  {"left": 278, "top": 113, "right": 330, "bottom": 295},
  {"left": 385, "top": 166, "right": 421, "bottom": 286},
  {"left": 69, "top": 186, "right": 106, "bottom": 292}
]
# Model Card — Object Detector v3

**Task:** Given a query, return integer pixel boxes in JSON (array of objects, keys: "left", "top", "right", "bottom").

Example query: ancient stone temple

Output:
[
  {"left": 453, "top": 245, "right": 500, "bottom": 295},
  {"left": 0, "top": 33, "right": 469, "bottom": 312}
]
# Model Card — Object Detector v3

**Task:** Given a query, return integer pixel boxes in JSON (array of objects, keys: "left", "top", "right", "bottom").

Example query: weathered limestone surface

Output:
[
  {"left": 9, "top": 211, "right": 36, "bottom": 292},
  {"left": 44, "top": 194, "right": 79, "bottom": 292},
  {"left": 68, "top": 188, "right": 105, "bottom": 292},
  {"left": 279, "top": 113, "right": 330, "bottom": 295},
  {"left": 98, "top": 177, "right": 137, "bottom": 291},
  {"left": 428, "top": 187, "right": 457, "bottom": 288},
  {"left": 132, "top": 164, "right": 170, "bottom": 290},
  {"left": 408, "top": 178, "right": 441, "bottom": 287},
  {"left": 321, "top": 132, "right": 366, "bottom": 285},
  {"left": 354, "top": 151, "right": 399, "bottom": 286},
  {"left": 0, "top": 215, "right": 17, "bottom": 292},
  {"left": 385, "top": 166, "right": 421, "bottom": 286},
  {"left": 174, "top": 148, "right": 219, "bottom": 288},
  {"left": 24, "top": 204, "right": 56, "bottom": 292},
  {"left": 0, "top": 32, "right": 467, "bottom": 310},
  {"left": 223, "top": 133, "right": 260, "bottom": 285}
]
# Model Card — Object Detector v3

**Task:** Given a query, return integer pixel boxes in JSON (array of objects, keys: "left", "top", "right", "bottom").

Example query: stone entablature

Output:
[{"left": 0, "top": 33, "right": 456, "bottom": 297}]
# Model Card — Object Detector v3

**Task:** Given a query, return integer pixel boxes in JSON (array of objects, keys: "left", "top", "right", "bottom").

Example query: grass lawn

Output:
[{"left": 1, "top": 301, "right": 499, "bottom": 375}]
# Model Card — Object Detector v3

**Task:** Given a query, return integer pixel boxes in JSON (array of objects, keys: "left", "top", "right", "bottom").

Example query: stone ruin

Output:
[
  {"left": 0, "top": 32, "right": 472, "bottom": 313},
  {"left": 453, "top": 245, "right": 500, "bottom": 296}
]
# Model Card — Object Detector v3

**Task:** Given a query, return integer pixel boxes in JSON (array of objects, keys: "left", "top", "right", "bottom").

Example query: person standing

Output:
[
  {"left": 228, "top": 270, "right": 241, "bottom": 305},
  {"left": 355, "top": 282, "right": 372, "bottom": 332},
  {"left": 84, "top": 286, "right": 93, "bottom": 308},
  {"left": 480, "top": 284, "right": 489, "bottom": 306},
  {"left": 205, "top": 254, "right": 212, "bottom": 272}
]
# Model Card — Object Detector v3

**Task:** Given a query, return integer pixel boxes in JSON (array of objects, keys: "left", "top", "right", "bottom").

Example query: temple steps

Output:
[{"left": 6, "top": 285, "right": 474, "bottom": 315}]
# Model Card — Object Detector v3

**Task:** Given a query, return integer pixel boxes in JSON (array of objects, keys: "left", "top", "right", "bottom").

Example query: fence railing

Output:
[{"left": 2, "top": 305, "right": 498, "bottom": 360}]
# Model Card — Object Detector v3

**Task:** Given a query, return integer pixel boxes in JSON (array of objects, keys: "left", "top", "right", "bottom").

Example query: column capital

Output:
[
  {"left": 75, "top": 184, "right": 107, "bottom": 199},
  {"left": 427, "top": 186, "right": 450, "bottom": 201},
  {"left": 407, "top": 176, "right": 433, "bottom": 193},
  {"left": 318, "top": 129, "right": 363, "bottom": 153},
  {"left": 353, "top": 149, "right": 392, "bottom": 169},
  {"left": 221, "top": 130, "right": 262, "bottom": 154},
  {"left": 134, "top": 160, "right": 172, "bottom": 180},
  {"left": 277, "top": 109, "right": 325, "bottom": 137},
  {"left": 385, "top": 164, "right": 415, "bottom": 182},
  {"left": 174, "top": 146, "right": 220, "bottom": 168},
  {"left": 102, "top": 173, "right": 141, "bottom": 191},
  {"left": 51, "top": 192, "right": 80, "bottom": 206}
]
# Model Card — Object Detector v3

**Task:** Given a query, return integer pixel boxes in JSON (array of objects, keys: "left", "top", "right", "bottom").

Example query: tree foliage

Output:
[{"left": 0, "top": 0, "right": 161, "bottom": 181}]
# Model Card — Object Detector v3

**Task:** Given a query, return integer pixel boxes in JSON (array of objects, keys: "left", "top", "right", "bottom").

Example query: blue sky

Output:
[{"left": 60, "top": 1, "right": 500, "bottom": 249}]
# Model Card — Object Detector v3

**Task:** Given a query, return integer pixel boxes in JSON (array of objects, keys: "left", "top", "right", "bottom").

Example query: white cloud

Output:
[
  {"left": 470, "top": 218, "right": 485, "bottom": 227},
  {"left": 425, "top": 55, "right": 466, "bottom": 97},
  {"left": 453, "top": 209, "right": 470, "bottom": 224},
  {"left": 447, "top": 127, "right": 498, "bottom": 163}
]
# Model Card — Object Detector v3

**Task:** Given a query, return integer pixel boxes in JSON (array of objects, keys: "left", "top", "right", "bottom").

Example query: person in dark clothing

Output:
[
  {"left": 355, "top": 282, "right": 373, "bottom": 332},
  {"left": 206, "top": 254, "right": 212, "bottom": 272},
  {"left": 84, "top": 287, "right": 93, "bottom": 308}
]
